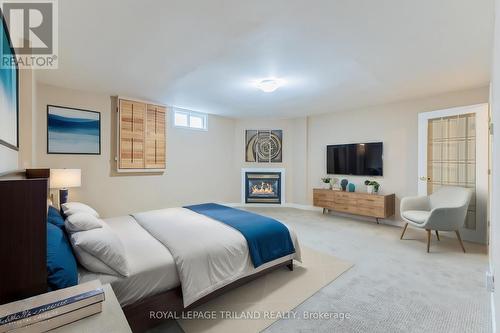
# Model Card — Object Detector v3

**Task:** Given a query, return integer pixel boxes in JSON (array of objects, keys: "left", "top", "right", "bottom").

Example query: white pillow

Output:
[
  {"left": 70, "top": 225, "right": 129, "bottom": 277},
  {"left": 65, "top": 212, "right": 104, "bottom": 233},
  {"left": 61, "top": 202, "right": 99, "bottom": 218},
  {"left": 73, "top": 247, "right": 118, "bottom": 276}
]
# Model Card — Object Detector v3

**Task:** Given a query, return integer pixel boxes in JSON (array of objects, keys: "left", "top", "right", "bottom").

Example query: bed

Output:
[
  {"left": 77, "top": 205, "right": 301, "bottom": 332},
  {"left": 0, "top": 170, "right": 301, "bottom": 332}
]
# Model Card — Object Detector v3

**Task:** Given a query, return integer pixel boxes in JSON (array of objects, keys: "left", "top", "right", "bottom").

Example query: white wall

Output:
[
  {"left": 34, "top": 83, "right": 239, "bottom": 217},
  {"left": 489, "top": 0, "right": 500, "bottom": 330},
  {"left": 307, "top": 87, "right": 489, "bottom": 222},
  {"left": 290, "top": 117, "right": 309, "bottom": 205},
  {"left": 30, "top": 82, "right": 489, "bottom": 220},
  {"left": 32, "top": 84, "right": 311, "bottom": 216},
  {"left": 29, "top": 81, "right": 489, "bottom": 222}
]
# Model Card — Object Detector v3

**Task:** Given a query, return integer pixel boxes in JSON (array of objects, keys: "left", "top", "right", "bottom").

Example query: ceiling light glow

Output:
[{"left": 256, "top": 78, "right": 286, "bottom": 93}]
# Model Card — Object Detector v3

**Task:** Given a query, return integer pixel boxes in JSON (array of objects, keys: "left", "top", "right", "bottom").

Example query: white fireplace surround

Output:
[{"left": 241, "top": 168, "right": 285, "bottom": 205}]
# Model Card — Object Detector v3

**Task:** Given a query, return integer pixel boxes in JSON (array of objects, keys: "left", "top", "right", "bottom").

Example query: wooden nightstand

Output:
[{"left": 51, "top": 284, "right": 132, "bottom": 333}]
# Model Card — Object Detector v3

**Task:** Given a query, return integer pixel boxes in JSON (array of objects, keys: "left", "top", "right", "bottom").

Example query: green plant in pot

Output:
[
  {"left": 321, "top": 177, "right": 332, "bottom": 189},
  {"left": 364, "top": 180, "right": 380, "bottom": 194}
]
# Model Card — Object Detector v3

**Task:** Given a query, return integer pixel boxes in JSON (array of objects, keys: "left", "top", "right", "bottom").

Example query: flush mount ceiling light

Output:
[{"left": 255, "top": 78, "right": 286, "bottom": 93}]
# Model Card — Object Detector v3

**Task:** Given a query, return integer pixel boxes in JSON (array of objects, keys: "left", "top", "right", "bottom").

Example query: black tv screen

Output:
[{"left": 327, "top": 142, "right": 383, "bottom": 176}]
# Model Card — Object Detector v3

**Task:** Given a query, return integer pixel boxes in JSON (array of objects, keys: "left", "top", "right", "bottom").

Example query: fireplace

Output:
[{"left": 245, "top": 172, "right": 281, "bottom": 204}]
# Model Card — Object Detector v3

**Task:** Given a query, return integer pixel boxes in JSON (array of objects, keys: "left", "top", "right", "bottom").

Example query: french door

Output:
[{"left": 418, "top": 104, "right": 489, "bottom": 243}]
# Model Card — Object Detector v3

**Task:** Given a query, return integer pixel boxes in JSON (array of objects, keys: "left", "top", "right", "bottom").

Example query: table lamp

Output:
[{"left": 49, "top": 169, "right": 81, "bottom": 206}]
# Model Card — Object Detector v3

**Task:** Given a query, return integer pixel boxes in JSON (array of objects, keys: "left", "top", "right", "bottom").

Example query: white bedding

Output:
[
  {"left": 133, "top": 207, "right": 301, "bottom": 307},
  {"left": 78, "top": 215, "right": 180, "bottom": 306},
  {"left": 79, "top": 208, "right": 301, "bottom": 307}
]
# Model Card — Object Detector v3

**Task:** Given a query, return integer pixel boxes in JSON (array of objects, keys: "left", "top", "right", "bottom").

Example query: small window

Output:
[
  {"left": 189, "top": 115, "right": 204, "bottom": 129},
  {"left": 174, "top": 112, "right": 188, "bottom": 127},
  {"left": 173, "top": 109, "right": 207, "bottom": 130}
]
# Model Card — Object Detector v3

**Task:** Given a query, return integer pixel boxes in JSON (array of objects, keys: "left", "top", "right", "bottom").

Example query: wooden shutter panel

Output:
[
  {"left": 145, "top": 104, "right": 166, "bottom": 169},
  {"left": 119, "top": 99, "right": 146, "bottom": 169}
]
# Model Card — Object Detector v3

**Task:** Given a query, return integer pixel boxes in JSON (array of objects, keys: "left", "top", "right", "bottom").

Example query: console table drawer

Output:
[
  {"left": 350, "top": 206, "right": 385, "bottom": 217},
  {"left": 333, "top": 204, "right": 351, "bottom": 213},
  {"left": 356, "top": 198, "right": 385, "bottom": 208},
  {"left": 335, "top": 192, "right": 352, "bottom": 199},
  {"left": 314, "top": 199, "right": 334, "bottom": 208},
  {"left": 333, "top": 197, "right": 350, "bottom": 204},
  {"left": 313, "top": 190, "right": 334, "bottom": 201},
  {"left": 334, "top": 194, "right": 382, "bottom": 207}
]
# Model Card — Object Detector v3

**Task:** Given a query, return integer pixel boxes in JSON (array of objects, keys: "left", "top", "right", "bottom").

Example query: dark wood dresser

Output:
[{"left": 0, "top": 169, "right": 49, "bottom": 304}]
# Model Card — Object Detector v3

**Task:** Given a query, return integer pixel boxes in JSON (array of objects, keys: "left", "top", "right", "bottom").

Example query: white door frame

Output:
[{"left": 418, "top": 103, "right": 489, "bottom": 243}]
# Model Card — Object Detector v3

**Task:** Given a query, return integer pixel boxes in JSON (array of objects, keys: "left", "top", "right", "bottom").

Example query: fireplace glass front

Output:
[{"left": 245, "top": 172, "right": 281, "bottom": 204}]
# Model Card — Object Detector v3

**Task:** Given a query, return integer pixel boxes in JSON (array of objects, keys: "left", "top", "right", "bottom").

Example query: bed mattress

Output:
[{"left": 79, "top": 210, "right": 300, "bottom": 307}]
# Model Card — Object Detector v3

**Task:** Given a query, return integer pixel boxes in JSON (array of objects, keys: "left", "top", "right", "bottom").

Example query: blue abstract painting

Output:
[
  {"left": 0, "top": 15, "right": 18, "bottom": 150},
  {"left": 47, "top": 106, "right": 100, "bottom": 154}
]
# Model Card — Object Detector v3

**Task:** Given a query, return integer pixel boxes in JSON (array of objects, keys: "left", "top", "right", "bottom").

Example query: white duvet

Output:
[{"left": 132, "top": 207, "right": 301, "bottom": 307}]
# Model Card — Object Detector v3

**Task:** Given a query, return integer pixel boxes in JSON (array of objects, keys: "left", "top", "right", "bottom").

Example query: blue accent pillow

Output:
[
  {"left": 48, "top": 206, "right": 65, "bottom": 229},
  {"left": 47, "top": 222, "right": 78, "bottom": 290}
]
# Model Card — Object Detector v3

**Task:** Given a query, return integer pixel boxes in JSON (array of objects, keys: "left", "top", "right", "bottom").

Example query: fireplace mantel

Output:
[{"left": 241, "top": 168, "right": 285, "bottom": 205}]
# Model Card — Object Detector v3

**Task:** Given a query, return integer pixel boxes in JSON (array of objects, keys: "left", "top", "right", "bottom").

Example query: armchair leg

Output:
[
  {"left": 426, "top": 229, "right": 431, "bottom": 253},
  {"left": 400, "top": 223, "right": 408, "bottom": 240},
  {"left": 435, "top": 230, "right": 440, "bottom": 241},
  {"left": 455, "top": 230, "right": 466, "bottom": 253}
]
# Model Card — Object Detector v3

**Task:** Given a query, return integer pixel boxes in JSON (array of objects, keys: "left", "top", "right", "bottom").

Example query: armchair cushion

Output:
[
  {"left": 400, "top": 196, "right": 430, "bottom": 212},
  {"left": 402, "top": 210, "right": 430, "bottom": 224}
]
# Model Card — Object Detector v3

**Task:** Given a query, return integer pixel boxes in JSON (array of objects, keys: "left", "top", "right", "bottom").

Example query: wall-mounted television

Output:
[{"left": 327, "top": 142, "right": 383, "bottom": 176}]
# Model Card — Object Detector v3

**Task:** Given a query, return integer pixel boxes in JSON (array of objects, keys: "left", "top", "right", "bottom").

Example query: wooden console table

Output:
[{"left": 313, "top": 189, "right": 395, "bottom": 223}]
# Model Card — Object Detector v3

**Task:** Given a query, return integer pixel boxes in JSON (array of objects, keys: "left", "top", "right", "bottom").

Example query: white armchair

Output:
[{"left": 400, "top": 186, "right": 472, "bottom": 253}]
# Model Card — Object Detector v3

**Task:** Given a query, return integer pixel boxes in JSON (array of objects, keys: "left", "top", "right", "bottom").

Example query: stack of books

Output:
[{"left": 0, "top": 280, "right": 105, "bottom": 332}]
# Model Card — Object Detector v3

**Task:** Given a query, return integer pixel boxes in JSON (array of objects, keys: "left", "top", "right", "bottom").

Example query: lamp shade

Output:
[{"left": 50, "top": 169, "right": 81, "bottom": 189}]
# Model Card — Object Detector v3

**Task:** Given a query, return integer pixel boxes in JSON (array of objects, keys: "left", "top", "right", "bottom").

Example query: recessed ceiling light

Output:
[{"left": 256, "top": 78, "right": 286, "bottom": 93}]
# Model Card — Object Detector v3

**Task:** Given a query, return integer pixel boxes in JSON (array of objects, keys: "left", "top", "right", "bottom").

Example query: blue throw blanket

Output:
[{"left": 184, "top": 203, "right": 295, "bottom": 268}]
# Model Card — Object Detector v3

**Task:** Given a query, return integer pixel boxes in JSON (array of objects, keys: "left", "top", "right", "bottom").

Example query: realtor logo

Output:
[{"left": 1, "top": 0, "right": 58, "bottom": 69}]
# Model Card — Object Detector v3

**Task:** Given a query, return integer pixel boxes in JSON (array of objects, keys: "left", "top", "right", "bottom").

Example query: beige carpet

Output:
[{"left": 177, "top": 246, "right": 353, "bottom": 333}]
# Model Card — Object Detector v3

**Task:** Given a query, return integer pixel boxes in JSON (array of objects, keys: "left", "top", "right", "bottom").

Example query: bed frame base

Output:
[{"left": 123, "top": 259, "right": 293, "bottom": 332}]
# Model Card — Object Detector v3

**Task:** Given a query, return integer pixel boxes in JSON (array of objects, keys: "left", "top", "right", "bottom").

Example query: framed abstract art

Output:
[
  {"left": 0, "top": 10, "right": 19, "bottom": 151},
  {"left": 245, "top": 129, "right": 283, "bottom": 163},
  {"left": 47, "top": 105, "right": 101, "bottom": 155}
]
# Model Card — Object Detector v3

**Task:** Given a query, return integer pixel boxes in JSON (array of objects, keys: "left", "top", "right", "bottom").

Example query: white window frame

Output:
[{"left": 173, "top": 108, "right": 208, "bottom": 131}]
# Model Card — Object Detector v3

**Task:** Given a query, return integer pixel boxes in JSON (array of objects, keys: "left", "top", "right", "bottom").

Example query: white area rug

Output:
[{"left": 177, "top": 246, "right": 352, "bottom": 333}]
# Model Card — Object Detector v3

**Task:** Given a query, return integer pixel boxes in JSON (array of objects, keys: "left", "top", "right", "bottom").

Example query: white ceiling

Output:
[{"left": 37, "top": 0, "right": 494, "bottom": 118}]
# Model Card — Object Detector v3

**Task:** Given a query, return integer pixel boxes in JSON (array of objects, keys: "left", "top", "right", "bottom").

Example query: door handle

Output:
[{"left": 420, "top": 176, "right": 431, "bottom": 181}]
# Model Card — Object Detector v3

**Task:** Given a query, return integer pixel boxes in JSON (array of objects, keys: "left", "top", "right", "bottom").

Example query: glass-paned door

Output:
[
  {"left": 427, "top": 113, "right": 476, "bottom": 229},
  {"left": 419, "top": 104, "right": 488, "bottom": 243}
]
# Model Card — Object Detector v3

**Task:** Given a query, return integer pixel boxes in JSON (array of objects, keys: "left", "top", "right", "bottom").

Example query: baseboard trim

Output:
[
  {"left": 220, "top": 202, "right": 322, "bottom": 211},
  {"left": 284, "top": 203, "right": 321, "bottom": 211},
  {"left": 220, "top": 202, "right": 405, "bottom": 227}
]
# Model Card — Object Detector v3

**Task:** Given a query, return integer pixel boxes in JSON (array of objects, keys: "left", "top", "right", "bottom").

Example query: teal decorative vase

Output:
[
  {"left": 341, "top": 179, "right": 348, "bottom": 191},
  {"left": 348, "top": 183, "right": 355, "bottom": 192}
]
